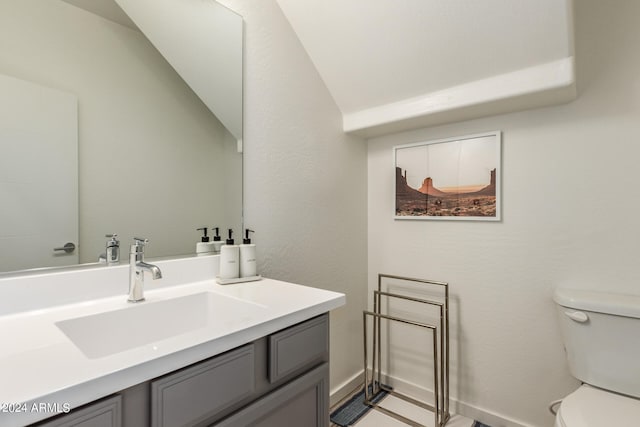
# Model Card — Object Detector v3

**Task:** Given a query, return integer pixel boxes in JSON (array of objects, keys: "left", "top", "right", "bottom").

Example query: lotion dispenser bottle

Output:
[
  {"left": 196, "top": 227, "right": 215, "bottom": 255},
  {"left": 239, "top": 229, "right": 257, "bottom": 278},
  {"left": 219, "top": 229, "right": 239, "bottom": 279},
  {"left": 211, "top": 227, "right": 223, "bottom": 253}
]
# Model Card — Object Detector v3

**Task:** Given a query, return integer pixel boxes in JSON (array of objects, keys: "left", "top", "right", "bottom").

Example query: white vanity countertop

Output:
[{"left": 0, "top": 277, "right": 345, "bottom": 426}]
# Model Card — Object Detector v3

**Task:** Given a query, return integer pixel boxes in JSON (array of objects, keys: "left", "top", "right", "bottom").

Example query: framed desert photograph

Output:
[{"left": 394, "top": 131, "right": 501, "bottom": 221}]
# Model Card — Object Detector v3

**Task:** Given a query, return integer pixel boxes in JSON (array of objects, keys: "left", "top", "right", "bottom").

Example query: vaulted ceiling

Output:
[{"left": 276, "top": 0, "right": 575, "bottom": 136}]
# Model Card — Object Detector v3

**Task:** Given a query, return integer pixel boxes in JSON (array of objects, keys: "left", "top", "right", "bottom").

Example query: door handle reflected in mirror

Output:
[{"left": 53, "top": 242, "right": 76, "bottom": 254}]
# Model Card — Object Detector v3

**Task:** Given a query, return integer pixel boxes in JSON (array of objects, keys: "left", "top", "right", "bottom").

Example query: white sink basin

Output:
[{"left": 55, "top": 292, "right": 267, "bottom": 359}]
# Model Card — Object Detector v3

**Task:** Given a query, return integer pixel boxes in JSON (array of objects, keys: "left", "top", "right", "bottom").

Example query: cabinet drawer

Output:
[
  {"left": 35, "top": 395, "right": 121, "bottom": 427},
  {"left": 213, "top": 362, "right": 329, "bottom": 427},
  {"left": 268, "top": 314, "right": 328, "bottom": 383},
  {"left": 151, "top": 344, "right": 254, "bottom": 427}
]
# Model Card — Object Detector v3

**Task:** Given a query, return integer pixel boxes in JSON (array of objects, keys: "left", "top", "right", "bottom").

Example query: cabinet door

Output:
[
  {"left": 268, "top": 314, "right": 328, "bottom": 383},
  {"left": 35, "top": 395, "right": 121, "bottom": 427},
  {"left": 213, "top": 363, "right": 328, "bottom": 427}
]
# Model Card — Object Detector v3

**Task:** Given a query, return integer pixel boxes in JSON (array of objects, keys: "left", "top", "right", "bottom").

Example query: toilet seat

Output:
[{"left": 556, "top": 385, "right": 640, "bottom": 427}]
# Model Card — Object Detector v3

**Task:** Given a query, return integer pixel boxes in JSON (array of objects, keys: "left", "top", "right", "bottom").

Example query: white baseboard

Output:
[
  {"left": 330, "top": 371, "right": 536, "bottom": 427},
  {"left": 455, "top": 400, "right": 536, "bottom": 427},
  {"left": 330, "top": 370, "right": 365, "bottom": 407}
]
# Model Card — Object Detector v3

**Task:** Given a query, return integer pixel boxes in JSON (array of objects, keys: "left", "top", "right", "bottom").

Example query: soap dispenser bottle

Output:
[
  {"left": 219, "top": 229, "right": 239, "bottom": 279},
  {"left": 211, "top": 227, "right": 223, "bottom": 253},
  {"left": 239, "top": 229, "right": 257, "bottom": 278},
  {"left": 196, "top": 227, "right": 215, "bottom": 255}
]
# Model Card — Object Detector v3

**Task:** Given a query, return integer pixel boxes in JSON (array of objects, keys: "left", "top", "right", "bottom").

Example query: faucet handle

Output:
[
  {"left": 131, "top": 237, "right": 149, "bottom": 253},
  {"left": 105, "top": 234, "right": 119, "bottom": 247}
]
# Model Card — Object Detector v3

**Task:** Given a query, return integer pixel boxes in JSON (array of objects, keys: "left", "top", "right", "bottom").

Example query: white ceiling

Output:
[{"left": 277, "top": 0, "right": 575, "bottom": 135}]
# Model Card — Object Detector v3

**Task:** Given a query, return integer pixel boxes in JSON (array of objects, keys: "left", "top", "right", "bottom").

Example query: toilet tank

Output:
[{"left": 554, "top": 288, "right": 640, "bottom": 398}]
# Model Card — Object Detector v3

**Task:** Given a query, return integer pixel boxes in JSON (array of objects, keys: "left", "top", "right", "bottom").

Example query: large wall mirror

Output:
[{"left": 0, "top": 0, "right": 243, "bottom": 274}]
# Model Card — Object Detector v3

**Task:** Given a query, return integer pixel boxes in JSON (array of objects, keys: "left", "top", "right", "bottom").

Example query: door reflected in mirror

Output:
[{"left": 0, "top": 0, "right": 243, "bottom": 273}]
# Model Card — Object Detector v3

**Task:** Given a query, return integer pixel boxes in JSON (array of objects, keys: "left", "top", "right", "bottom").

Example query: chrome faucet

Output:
[
  {"left": 98, "top": 234, "right": 120, "bottom": 265},
  {"left": 128, "top": 238, "right": 162, "bottom": 303}
]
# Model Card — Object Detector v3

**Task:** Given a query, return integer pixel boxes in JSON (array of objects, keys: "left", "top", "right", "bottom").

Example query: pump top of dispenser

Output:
[
  {"left": 226, "top": 229, "right": 235, "bottom": 245},
  {"left": 197, "top": 227, "right": 210, "bottom": 242},
  {"left": 212, "top": 227, "right": 221, "bottom": 241},
  {"left": 243, "top": 229, "right": 255, "bottom": 244}
]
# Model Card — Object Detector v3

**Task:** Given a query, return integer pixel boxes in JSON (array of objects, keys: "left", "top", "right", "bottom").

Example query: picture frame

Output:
[{"left": 394, "top": 131, "right": 501, "bottom": 221}]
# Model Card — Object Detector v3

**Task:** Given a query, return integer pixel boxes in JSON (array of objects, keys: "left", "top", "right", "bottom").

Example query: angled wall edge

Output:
[{"left": 344, "top": 57, "right": 576, "bottom": 138}]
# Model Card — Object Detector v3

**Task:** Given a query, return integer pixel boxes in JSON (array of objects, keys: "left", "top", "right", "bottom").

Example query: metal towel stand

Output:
[{"left": 363, "top": 274, "right": 450, "bottom": 427}]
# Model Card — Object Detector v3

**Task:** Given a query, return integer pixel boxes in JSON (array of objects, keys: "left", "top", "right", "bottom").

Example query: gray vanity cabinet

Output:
[
  {"left": 30, "top": 314, "right": 330, "bottom": 427},
  {"left": 30, "top": 314, "right": 329, "bottom": 427}
]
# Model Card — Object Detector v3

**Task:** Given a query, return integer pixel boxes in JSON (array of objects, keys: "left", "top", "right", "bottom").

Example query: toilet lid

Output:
[{"left": 558, "top": 385, "right": 640, "bottom": 427}]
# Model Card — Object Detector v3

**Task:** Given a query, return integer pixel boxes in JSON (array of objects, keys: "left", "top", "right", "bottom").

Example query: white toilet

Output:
[{"left": 553, "top": 288, "right": 640, "bottom": 426}]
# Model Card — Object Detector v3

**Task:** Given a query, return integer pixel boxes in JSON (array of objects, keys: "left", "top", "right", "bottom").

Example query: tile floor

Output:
[{"left": 331, "top": 390, "right": 475, "bottom": 427}]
